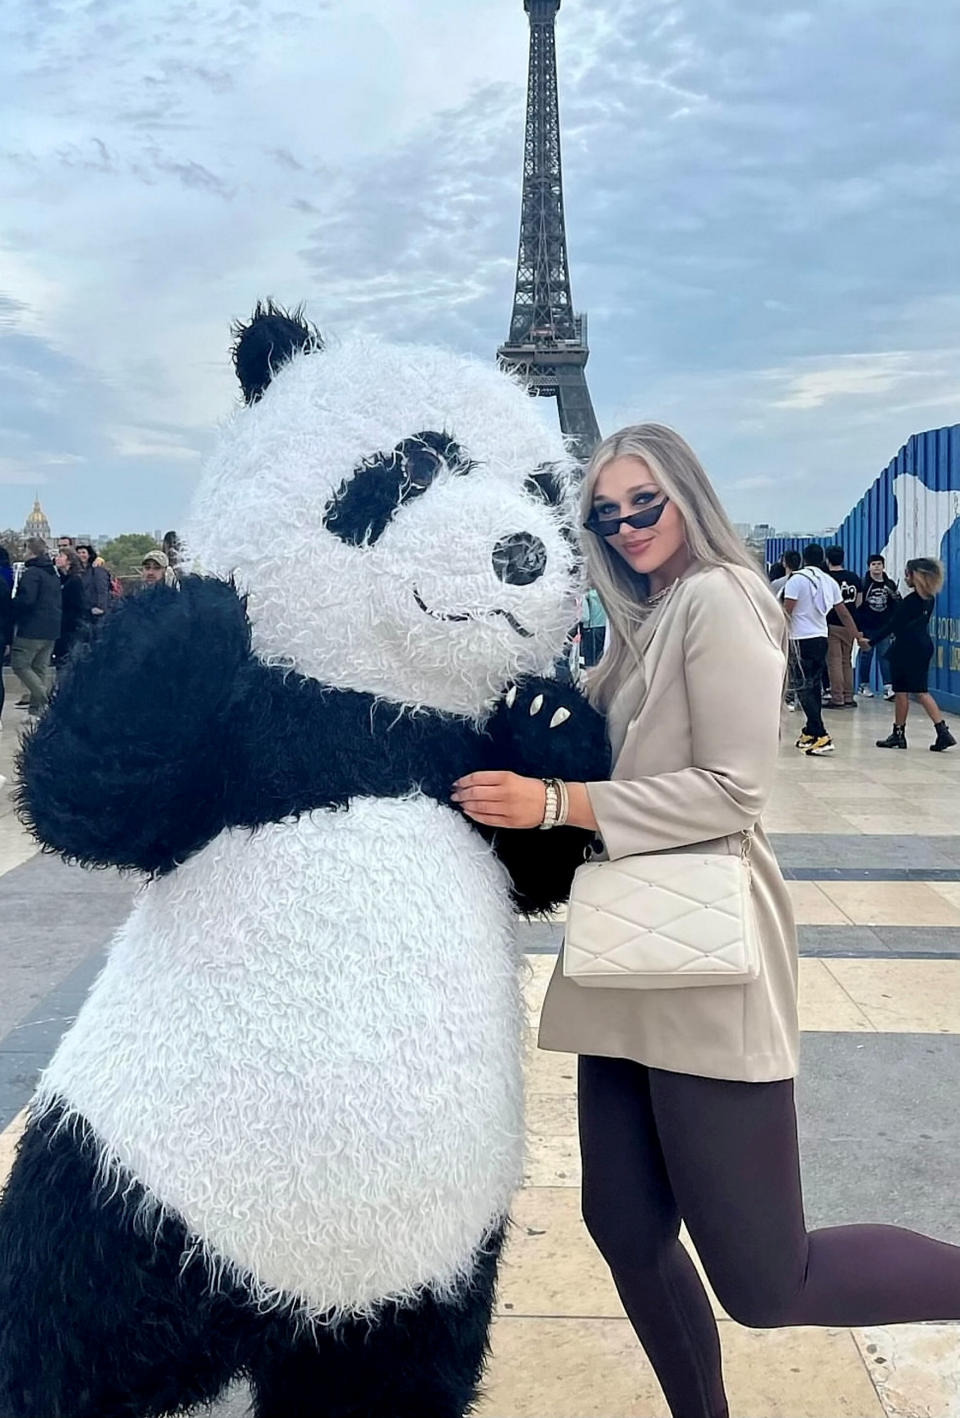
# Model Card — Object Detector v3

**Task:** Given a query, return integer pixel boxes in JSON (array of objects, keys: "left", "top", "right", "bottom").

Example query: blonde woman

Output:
[
  {"left": 874, "top": 557, "right": 955, "bottom": 752},
  {"left": 453, "top": 425, "right": 960, "bottom": 1418}
]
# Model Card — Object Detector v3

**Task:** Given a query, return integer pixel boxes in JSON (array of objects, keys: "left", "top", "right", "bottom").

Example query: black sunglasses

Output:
[{"left": 584, "top": 497, "right": 669, "bottom": 538}]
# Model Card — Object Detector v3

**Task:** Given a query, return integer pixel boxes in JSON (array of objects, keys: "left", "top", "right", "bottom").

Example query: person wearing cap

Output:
[{"left": 141, "top": 550, "right": 177, "bottom": 589}]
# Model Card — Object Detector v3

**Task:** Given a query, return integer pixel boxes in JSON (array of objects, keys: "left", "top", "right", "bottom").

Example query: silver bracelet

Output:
[{"left": 555, "top": 777, "right": 570, "bottom": 828}]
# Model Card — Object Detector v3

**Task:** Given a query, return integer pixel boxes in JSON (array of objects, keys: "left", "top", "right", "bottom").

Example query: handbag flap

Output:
[{"left": 564, "top": 853, "right": 757, "bottom": 985}]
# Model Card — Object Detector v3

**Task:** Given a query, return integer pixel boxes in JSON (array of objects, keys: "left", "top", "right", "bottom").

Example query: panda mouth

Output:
[{"left": 413, "top": 588, "right": 533, "bottom": 639}]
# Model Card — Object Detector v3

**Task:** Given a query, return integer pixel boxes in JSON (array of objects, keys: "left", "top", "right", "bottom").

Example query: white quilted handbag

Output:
[{"left": 563, "top": 833, "right": 760, "bottom": 989}]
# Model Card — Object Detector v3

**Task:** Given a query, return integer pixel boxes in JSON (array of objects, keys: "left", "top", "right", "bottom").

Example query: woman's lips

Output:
[{"left": 622, "top": 538, "right": 654, "bottom": 554}]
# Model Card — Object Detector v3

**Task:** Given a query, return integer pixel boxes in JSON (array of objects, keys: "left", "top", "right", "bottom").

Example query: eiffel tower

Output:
[{"left": 498, "top": 0, "right": 601, "bottom": 461}]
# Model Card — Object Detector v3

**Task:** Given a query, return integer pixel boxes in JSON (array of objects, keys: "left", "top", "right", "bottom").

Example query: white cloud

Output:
[
  {"left": 767, "top": 352, "right": 959, "bottom": 411},
  {"left": 1, "top": 0, "right": 959, "bottom": 534}
]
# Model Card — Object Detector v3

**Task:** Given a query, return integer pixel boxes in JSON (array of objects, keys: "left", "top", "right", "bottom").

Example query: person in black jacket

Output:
[
  {"left": 856, "top": 554, "right": 899, "bottom": 699},
  {"left": 54, "top": 548, "right": 87, "bottom": 665},
  {"left": 11, "top": 539, "right": 62, "bottom": 716},
  {"left": 872, "top": 558, "right": 956, "bottom": 753},
  {"left": 76, "top": 543, "right": 111, "bottom": 623},
  {"left": 0, "top": 551, "right": 14, "bottom": 728}
]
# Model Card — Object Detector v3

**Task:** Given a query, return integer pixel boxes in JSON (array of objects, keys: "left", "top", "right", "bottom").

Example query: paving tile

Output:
[
  {"left": 797, "top": 1032, "right": 960, "bottom": 1241},
  {"left": 870, "top": 926, "right": 960, "bottom": 956},
  {"left": 789, "top": 881, "right": 854, "bottom": 924},
  {"left": 523, "top": 1031, "right": 577, "bottom": 1096},
  {"left": 522, "top": 954, "right": 557, "bottom": 1015},
  {"left": 500, "top": 1188, "right": 728, "bottom": 1323},
  {"left": 0, "top": 829, "right": 37, "bottom": 877},
  {"left": 798, "top": 924, "right": 889, "bottom": 955},
  {"left": 771, "top": 835, "right": 960, "bottom": 871},
  {"left": 0, "top": 1110, "right": 27, "bottom": 1191},
  {"left": 798, "top": 958, "right": 875, "bottom": 1032},
  {"left": 819, "top": 881, "right": 960, "bottom": 927},
  {"left": 824, "top": 960, "right": 960, "bottom": 1033},
  {"left": 767, "top": 812, "right": 862, "bottom": 835},
  {"left": 854, "top": 1324, "right": 960, "bottom": 1418},
  {"left": 499, "top": 1189, "right": 621, "bottom": 1320},
  {"left": 526, "top": 1092, "right": 577, "bottom": 1137},
  {"left": 840, "top": 814, "right": 958, "bottom": 836},
  {"left": 0, "top": 1053, "right": 46, "bottom": 1126},
  {"left": 815, "top": 781, "right": 912, "bottom": 800},
  {"left": 523, "top": 1131, "right": 580, "bottom": 1188},
  {"left": 475, "top": 1317, "right": 884, "bottom": 1418}
]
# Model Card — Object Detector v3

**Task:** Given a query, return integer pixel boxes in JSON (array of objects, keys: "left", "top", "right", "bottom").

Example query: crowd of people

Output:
[
  {"left": 0, "top": 532, "right": 178, "bottom": 732},
  {"left": 768, "top": 544, "right": 955, "bottom": 755}
]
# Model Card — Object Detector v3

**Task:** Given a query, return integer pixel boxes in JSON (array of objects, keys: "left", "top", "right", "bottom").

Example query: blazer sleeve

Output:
[{"left": 585, "top": 570, "right": 786, "bottom": 861}]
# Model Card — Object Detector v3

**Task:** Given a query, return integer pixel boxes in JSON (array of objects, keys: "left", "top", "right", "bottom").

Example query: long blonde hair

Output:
[
  {"left": 906, "top": 557, "right": 944, "bottom": 600},
  {"left": 583, "top": 423, "right": 778, "bottom": 707}
]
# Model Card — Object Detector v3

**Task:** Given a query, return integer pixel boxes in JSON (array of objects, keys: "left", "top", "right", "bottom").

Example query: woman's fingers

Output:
[
  {"left": 453, "top": 771, "right": 510, "bottom": 790},
  {"left": 452, "top": 785, "right": 507, "bottom": 805},
  {"left": 461, "top": 810, "right": 513, "bottom": 826}
]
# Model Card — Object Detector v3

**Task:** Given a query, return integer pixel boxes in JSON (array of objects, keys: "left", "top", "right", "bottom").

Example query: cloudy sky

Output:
[{"left": 1, "top": 0, "right": 958, "bottom": 539}]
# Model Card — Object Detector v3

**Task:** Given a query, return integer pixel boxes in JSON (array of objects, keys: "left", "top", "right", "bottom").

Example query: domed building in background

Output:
[{"left": 22, "top": 496, "right": 52, "bottom": 550}]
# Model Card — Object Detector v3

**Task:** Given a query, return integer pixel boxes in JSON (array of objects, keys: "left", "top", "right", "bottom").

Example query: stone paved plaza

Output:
[{"left": 1, "top": 678, "right": 959, "bottom": 1417}]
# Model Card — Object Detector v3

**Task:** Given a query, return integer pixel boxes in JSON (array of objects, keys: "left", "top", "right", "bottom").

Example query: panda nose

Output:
[{"left": 492, "top": 533, "right": 547, "bottom": 586}]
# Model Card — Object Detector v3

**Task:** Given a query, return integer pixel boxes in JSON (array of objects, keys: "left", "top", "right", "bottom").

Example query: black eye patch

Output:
[
  {"left": 525, "top": 464, "right": 568, "bottom": 508},
  {"left": 324, "top": 431, "right": 467, "bottom": 546}
]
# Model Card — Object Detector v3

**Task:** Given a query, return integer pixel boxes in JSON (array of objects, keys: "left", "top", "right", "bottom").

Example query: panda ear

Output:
[{"left": 231, "top": 300, "right": 321, "bottom": 405}]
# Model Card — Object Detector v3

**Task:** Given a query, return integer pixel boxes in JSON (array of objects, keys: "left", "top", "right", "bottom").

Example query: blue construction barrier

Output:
[{"left": 767, "top": 424, "right": 960, "bottom": 713}]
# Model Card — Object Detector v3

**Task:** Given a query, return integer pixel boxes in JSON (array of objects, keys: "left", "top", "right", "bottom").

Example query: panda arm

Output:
[
  {"left": 474, "top": 678, "right": 611, "bottom": 916},
  {"left": 17, "top": 576, "right": 251, "bottom": 875}
]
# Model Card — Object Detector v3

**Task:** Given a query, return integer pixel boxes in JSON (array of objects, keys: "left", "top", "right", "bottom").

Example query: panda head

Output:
[{"left": 184, "top": 303, "right": 582, "bottom": 720}]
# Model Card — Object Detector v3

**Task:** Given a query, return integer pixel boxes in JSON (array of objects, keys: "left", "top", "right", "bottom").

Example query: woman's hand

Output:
[{"left": 451, "top": 772, "right": 546, "bottom": 829}]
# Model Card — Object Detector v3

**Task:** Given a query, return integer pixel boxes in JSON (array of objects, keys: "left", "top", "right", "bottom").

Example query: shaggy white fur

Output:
[
  {"left": 38, "top": 797, "right": 524, "bottom": 1322},
  {"left": 183, "top": 334, "right": 579, "bottom": 718},
  {"left": 37, "top": 332, "right": 580, "bottom": 1327}
]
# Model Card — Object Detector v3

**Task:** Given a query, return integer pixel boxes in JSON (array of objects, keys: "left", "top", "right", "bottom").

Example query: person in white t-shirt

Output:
[{"left": 782, "top": 544, "right": 866, "bottom": 756}]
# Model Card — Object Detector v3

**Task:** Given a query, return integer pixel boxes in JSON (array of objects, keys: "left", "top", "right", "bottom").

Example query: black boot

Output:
[
  {"left": 877, "top": 724, "right": 907, "bottom": 749},
  {"left": 931, "top": 721, "right": 956, "bottom": 753}
]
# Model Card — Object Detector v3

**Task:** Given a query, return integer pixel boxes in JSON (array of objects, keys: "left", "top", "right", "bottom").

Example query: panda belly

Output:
[{"left": 38, "top": 796, "right": 524, "bottom": 1320}]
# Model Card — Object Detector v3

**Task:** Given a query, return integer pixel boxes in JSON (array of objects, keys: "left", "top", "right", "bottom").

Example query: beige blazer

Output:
[{"left": 538, "top": 563, "right": 800, "bottom": 1083}]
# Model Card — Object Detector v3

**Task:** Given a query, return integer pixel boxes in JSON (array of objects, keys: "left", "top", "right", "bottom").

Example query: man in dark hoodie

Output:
[{"left": 11, "top": 538, "right": 62, "bottom": 716}]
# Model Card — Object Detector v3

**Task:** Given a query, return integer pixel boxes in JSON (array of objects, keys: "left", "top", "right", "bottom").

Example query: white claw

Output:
[
  {"left": 549, "top": 707, "right": 571, "bottom": 729},
  {"left": 505, "top": 685, "right": 518, "bottom": 708},
  {"left": 529, "top": 694, "right": 544, "bottom": 716}
]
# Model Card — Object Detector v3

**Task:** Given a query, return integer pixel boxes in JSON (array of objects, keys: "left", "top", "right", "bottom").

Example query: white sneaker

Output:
[
  {"left": 858, "top": 686, "right": 875, "bottom": 698},
  {"left": 883, "top": 686, "right": 895, "bottom": 701}
]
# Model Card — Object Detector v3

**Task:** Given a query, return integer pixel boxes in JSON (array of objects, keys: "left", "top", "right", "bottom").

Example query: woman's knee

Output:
[
  {"left": 707, "top": 1271, "right": 800, "bottom": 1330},
  {"left": 581, "top": 1191, "right": 676, "bottom": 1272}
]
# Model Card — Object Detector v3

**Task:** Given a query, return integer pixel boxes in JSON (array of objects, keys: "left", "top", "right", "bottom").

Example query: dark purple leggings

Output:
[{"left": 579, "top": 1055, "right": 960, "bottom": 1418}]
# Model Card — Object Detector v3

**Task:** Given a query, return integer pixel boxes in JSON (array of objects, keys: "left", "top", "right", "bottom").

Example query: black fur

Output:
[
  {"left": 0, "top": 1105, "right": 502, "bottom": 1418},
  {"left": 17, "top": 576, "right": 609, "bottom": 908},
  {"left": 477, "top": 677, "right": 610, "bottom": 915},
  {"left": 323, "top": 432, "right": 466, "bottom": 547},
  {"left": 525, "top": 464, "right": 567, "bottom": 508},
  {"left": 231, "top": 300, "right": 319, "bottom": 405}
]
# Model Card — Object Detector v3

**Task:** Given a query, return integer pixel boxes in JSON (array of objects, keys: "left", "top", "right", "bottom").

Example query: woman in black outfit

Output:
[
  {"left": 54, "top": 549, "right": 87, "bottom": 665},
  {"left": 874, "top": 558, "right": 955, "bottom": 752}
]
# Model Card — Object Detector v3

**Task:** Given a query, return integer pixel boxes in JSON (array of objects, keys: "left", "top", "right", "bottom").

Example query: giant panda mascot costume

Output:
[{"left": 0, "top": 304, "right": 609, "bottom": 1418}]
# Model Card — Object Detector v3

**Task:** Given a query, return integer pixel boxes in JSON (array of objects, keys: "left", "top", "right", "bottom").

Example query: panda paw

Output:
[
  {"left": 488, "top": 676, "right": 609, "bottom": 782},
  {"left": 504, "top": 682, "right": 574, "bottom": 730}
]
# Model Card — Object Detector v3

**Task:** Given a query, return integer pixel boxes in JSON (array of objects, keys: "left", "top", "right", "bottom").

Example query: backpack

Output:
[{"left": 797, "top": 568, "right": 830, "bottom": 615}]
